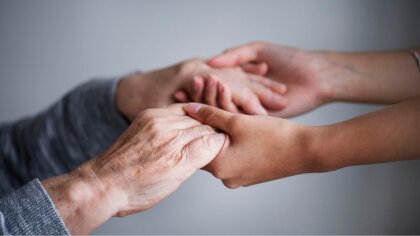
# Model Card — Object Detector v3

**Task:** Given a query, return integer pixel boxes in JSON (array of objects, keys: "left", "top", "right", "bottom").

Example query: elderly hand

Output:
[
  {"left": 117, "top": 59, "right": 287, "bottom": 121},
  {"left": 208, "top": 42, "right": 333, "bottom": 117},
  {"left": 43, "top": 104, "right": 226, "bottom": 234},
  {"left": 184, "top": 103, "right": 320, "bottom": 188}
]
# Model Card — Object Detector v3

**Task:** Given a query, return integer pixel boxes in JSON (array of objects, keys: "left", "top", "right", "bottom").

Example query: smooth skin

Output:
[
  {"left": 179, "top": 41, "right": 420, "bottom": 188},
  {"left": 42, "top": 104, "right": 227, "bottom": 234},
  {"left": 184, "top": 98, "right": 420, "bottom": 188},
  {"left": 207, "top": 42, "right": 420, "bottom": 116}
]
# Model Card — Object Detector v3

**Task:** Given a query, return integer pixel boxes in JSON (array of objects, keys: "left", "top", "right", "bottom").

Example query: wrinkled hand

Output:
[
  {"left": 44, "top": 104, "right": 225, "bottom": 234},
  {"left": 184, "top": 103, "right": 320, "bottom": 188},
  {"left": 92, "top": 104, "right": 226, "bottom": 215},
  {"left": 208, "top": 42, "right": 333, "bottom": 117}
]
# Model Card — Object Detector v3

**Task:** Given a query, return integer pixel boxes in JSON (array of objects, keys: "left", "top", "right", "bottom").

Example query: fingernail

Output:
[{"left": 184, "top": 103, "right": 204, "bottom": 114}]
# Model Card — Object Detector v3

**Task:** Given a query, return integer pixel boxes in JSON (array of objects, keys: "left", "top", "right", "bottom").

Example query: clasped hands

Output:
[
  {"left": 44, "top": 42, "right": 334, "bottom": 234},
  {"left": 42, "top": 41, "right": 420, "bottom": 235},
  {"left": 112, "top": 43, "right": 326, "bottom": 212}
]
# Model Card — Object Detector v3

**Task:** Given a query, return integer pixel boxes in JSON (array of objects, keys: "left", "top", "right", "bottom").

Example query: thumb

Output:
[
  {"left": 184, "top": 103, "right": 233, "bottom": 131},
  {"left": 208, "top": 42, "right": 264, "bottom": 68},
  {"left": 184, "top": 133, "right": 226, "bottom": 169}
]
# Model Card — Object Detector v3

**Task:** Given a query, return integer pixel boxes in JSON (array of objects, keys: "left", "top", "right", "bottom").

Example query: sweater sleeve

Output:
[
  {"left": 0, "top": 179, "right": 69, "bottom": 235},
  {"left": 0, "top": 78, "right": 129, "bottom": 197}
]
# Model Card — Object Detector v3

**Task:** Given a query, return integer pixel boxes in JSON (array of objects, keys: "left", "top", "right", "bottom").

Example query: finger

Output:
[
  {"left": 177, "top": 124, "right": 217, "bottom": 146},
  {"left": 161, "top": 103, "right": 189, "bottom": 116},
  {"left": 183, "top": 133, "right": 226, "bottom": 169},
  {"left": 141, "top": 114, "right": 203, "bottom": 131},
  {"left": 234, "top": 92, "right": 267, "bottom": 115},
  {"left": 164, "top": 116, "right": 203, "bottom": 130},
  {"left": 247, "top": 82, "right": 287, "bottom": 110},
  {"left": 217, "top": 82, "right": 239, "bottom": 113},
  {"left": 241, "top": 62, "right": 268, "bottom": 76},
  {"left": 203, "top": 74, "right": 218, "bottom": 107},
  {"left": 249, "top": 75, "right": 287, "bottom": 95},
  {"left": 208, "top": 42, "right": 264, "bottom": 67},
  {"left": 184, "top": 103, "right": 235, "bottom": 131},
  {"left": 190, "top": 76, "right": 204, "bottom": 102},
  {"left": 173, "top": 90, "right": 190, "bottom": 103}
]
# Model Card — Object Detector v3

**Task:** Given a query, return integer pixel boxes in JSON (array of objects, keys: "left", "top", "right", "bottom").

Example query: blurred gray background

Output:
[{"left": 1, "top": 0, "right": 420, "bottom": 234}]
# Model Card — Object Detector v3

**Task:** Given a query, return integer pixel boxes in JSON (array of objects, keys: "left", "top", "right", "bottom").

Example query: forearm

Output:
[
  {"left": 309, "top": 96, "right": 420, "bottom": 171},
  {"left": 316, "top": 49, "right": 420, "bottom": 104}
]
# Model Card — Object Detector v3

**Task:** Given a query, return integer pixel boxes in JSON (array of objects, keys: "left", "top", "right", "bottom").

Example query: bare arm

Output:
[
  {"left": 310, "top": 96, "right": 420, "bottom": 172},
  {"left": 319, "top": 49, "right": 420, "bottom": 104}
]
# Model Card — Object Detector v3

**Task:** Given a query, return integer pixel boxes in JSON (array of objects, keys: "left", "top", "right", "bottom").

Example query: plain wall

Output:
[{"left": 0, "top": 0, "right": 419, "bottom": 234}]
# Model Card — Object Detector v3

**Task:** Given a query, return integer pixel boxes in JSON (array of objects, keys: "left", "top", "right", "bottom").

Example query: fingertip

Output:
[
  {"left": 184, "top": 103, "right": 205, "bottom": 115},
  {"left": 259, "top": 62, "right": 269, "bottom": 75},
  {"left": 174, "top": 90, "right": 189, "bottom": 102}
]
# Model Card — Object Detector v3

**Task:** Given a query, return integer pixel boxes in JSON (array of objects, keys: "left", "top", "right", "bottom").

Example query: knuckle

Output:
[
  {"left": 202, "top": 124, "right": 215, "bottom": 133},
  {"left": 139, "top": 109, "right": 156, "bottom": 121},
  {"left": 145, "top": 118, "right": 164, "bottom": 136},
  {"left": 200, "top": 107, "right": 217, "bottom": 123},
  {"left": 200, "top": 135, "right": 213, "bottom": 150}
]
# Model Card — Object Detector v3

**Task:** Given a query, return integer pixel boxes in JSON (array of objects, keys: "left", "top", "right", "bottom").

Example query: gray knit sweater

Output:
[{"left": 0, "top": 79, "right": 129, "bottom": 234}]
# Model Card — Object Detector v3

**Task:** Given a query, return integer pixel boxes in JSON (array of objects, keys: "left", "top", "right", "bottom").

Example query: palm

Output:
[{"left": 263, "top": 48, "right": 327, "bottom": 117}]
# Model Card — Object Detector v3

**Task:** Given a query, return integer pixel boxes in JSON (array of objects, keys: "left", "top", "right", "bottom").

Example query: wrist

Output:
[
  {"left": 292, "top": 124, "right": 327, "bottom": 174},
  {"left": 43, "top": 162, "right": 119, "bottom": 234},
  {"left": 310, "top": 50, "right": 349, "bottom": 103},
  {"left": 304, "top": 125, "right": 342, "bottom": 173}
]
